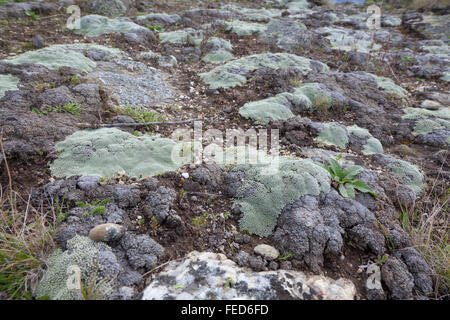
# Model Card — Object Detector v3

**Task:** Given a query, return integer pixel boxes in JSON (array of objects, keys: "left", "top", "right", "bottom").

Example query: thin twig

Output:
[{"left": 141, "top": 258, "right": 183, "bottom": 277}]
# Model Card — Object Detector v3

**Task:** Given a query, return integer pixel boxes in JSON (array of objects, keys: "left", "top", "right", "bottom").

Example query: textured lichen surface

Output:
[
  {"left": 0, "top": 74, "right": 20, "bottom": 99},
  {"left": 50, "top": 128, "right": 186, "bottom": 179},
  {"left": 228, "top": 156, "right": 331, "bottom": 237},
  {"left": 387, "top": 158, "right": 425, "bottom": 195},
  {"left": 4, "top": 44, "right": 125, "bottom": 73},
  {"left": 200, "top": 53, "right": 329, "bottom": 89},
  {"left": 74, "top": 15, "right": 146, "bottom": 37},
  {"left": 316, "top": 123, "right": 349, "bottom": 149},
  {"left": 35, "top": 235, "right": 109, "bottom": 300}
]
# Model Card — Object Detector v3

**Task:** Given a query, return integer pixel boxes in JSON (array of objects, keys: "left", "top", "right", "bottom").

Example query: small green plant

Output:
[
  {"left": 192, "top": 212, "right": 209, "bottom": 228},
  {"left": 224, "top": 277, "right": 233, "bottom": 289},
  {"left": 149, "top": 216, "right": 158, "bottom": 230},
  {"left": 115, "top": 105, "right": 165, "bottom": 127},
  {"left": 312, "top": 94, "right": 332, "bottom": 113},
  {"left": 174, "top": 284, "right": 184, "bottom": 289},
  {"left": 69, "top": 75, "right": 81, "bottom": 86},
  {"left": 24, "top": 10, "right": 39, "bottom": 19},
  {"left": 76, "top": 198, "right": 110, "bottom": 216},
  {"left": 317, "top": 156, "right": 377, "bottom": 199},
  {"left": 375, "top": 254, "right": 388, "bottom": 265},
  {"left": 276, "top": 252, "right": 293, "bottom": 263},
  {"left": 32, "top": 102, "right": 82, "bottom": 116},
  {"left": 146, "top": 24, "right": 162, "bottom": 32}
]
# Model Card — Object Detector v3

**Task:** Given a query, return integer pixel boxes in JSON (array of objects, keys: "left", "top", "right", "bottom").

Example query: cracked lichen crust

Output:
[
  {"left": 74, "top": 15, "right": 147, "bottom": 37},
  {"left": 142, "top": 251, "right": 355, "bottom": 300},
  {"left": 159, "top": 28, "right": 204, "bottom": 46},
  {"left": 239, "top": 83, "right": 327, "bottom": 125},
  {"left": 35, "top": 235, "right": 115, "bottom": 300},
  {"left": 50, "top": 128, "right": 185, "bottom": 179},
  {"left": 231, "top": 157, "right": 331, "bottom": 237},
  {"left": 4, "top": 44, "right": 125, "bottom": 73},
  {"left": 200, "top": 53, "right": 329, "bottom": 89},
  {"left": 0, "top": 74, "right": 20, "bottom": 99}
]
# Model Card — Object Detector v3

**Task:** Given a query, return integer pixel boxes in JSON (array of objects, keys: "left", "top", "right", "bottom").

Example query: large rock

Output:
[
  {"left": 90, "top": 0, "right": 128, "bottom": 17},
  {"left": 142, "top": 251, "right": 356, "bottom": 300}
]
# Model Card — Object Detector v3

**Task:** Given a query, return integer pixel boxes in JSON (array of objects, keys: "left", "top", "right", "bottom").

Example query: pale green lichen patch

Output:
[
  {"left": 4, "top": 44, "right": 125, "bottom": 73},
  {"left": 201, "top": 37, "right": 234, "bottom": 64},
  {"left": 35, "top": 235, "right": 112, "bottom": 300},
  {"left": 402, "top": 107, "right": 450, "bottom": 137},
  {"left": 315, "top": 27, "right": 381, "bottom": 53},
  {"left": 371, "top": 74, "right": 407, "bottom": 97},
  {"left": 159, "top": 28, "right": 204, "bottom": 46},
  {"left": 238, "top": 83, "right": 326, "bottom": 124},
  {"left": 224, "top": 155, "right": 330, "bottom": 237},
  {"left": 223, "top": 20, "right": 267, "bottom": 36},
  {"left": 202, "top": 50, "right": 234, "bottom": 64},
  {"left": 316, "top": 123, "right": 349, "bottom": 149},
  {"left": 0, "top": 74, "right": 20, "bottom": 99},
  {"left": 200, "top": 53, "right": 329, "bottom": 89},
  {"left": 239, "top": 98, "right": 294, "bottom": 125},
  {"left": 50, "top": 128, "right": 187, "bottom": 179},
  {"left": 347, "top": 125, "right": 383, "bottom": 155},
  {"left": 74, "top": 15, "right": 147, "bottom": 37},
  {"left": 386, "top": 158, "right": 425, "bottom": 195}
]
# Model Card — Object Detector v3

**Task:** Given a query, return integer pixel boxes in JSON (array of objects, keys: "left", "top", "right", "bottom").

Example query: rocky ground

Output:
[{"left": 0, "top": 0, "right": 448, "bottom": 300}]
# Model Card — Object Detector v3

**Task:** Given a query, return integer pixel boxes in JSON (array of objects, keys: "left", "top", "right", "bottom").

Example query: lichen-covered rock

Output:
[
  {"left": 254, "top": 244, "right": 280, "bottom": 261},
  {"left": 200, "top": 53, "right": 329, "bottom": 89},
  {"left": 315, "top": 27, "right": 381, "bottom": 53},
  {"left": 3, "top": 44, "right": 125, "bottom": 73},
  {"left": 274, "top": 190, "right": 385, "bottom": 272},
  {"left": 394, "top": 247, "right": 433, "bottom": 296},
  {"left": 143, "top": 186, "right": 177, "bottom": 223},
  {"left": 260, "top": 19, "right": 315, "bottom": 52},
  {"left": 223, "top": 20, "right": 267, "bottom": 36},
  {"left": 49, "top": 128, "right": 186, "bottom": 179},
  {"left": 201, "top": 37, "right": 234, "bottom": 64},
  {"left": 84, "top": 60, "right": 173, "bottom": 108},
  {"left": 159, "top": 28, "right": 204, "bottom": 46},
  {"left": 74, "top": 15, "right": 150, "bottom": 38},
  {"left": 35, "top": 235, "right": 120, "bottom": 300},
  {"left": 90, "top": 0, "right": 128, "bottom": 17},
  {"left": 371, "top": 154, "right": 425, "bottom": 195},
  {"left": 142, "top": 251, "right": 356, "bottom": 300},
  {"left": 0, "top": 74, "right": 20, "bottom": 99},
  {"left": 381, "top": 256, "right": 415, "bottom": 299},
  {"left": 228, "top": 157, "right": 331, "bottom": 237},
  {"left": 239, "top": 83, "right": 330, "bottom": 125},
  {"left": 401, "top": 107, "right": 450, "bottom": 147},
  {"left": 119, "top": 232, "right": 164, "bottom": 270}
]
